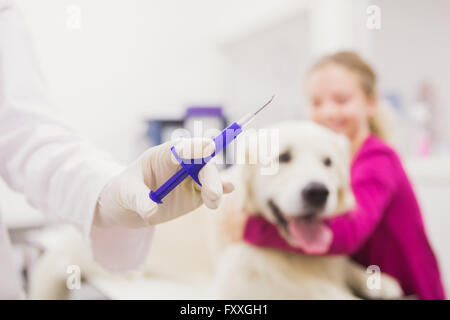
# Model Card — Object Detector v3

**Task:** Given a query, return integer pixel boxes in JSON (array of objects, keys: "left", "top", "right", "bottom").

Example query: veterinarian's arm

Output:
[
  {"left": 1, "top": 2, "right": 231, "bottom": 272},
  {"left": 0, "top": 2, "right": 154, "bottom": 272},
  {"left": 243, "top": 152, "right": 398, "bottom": 255}
]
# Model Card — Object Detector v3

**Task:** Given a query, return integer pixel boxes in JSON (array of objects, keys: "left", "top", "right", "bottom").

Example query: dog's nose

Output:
[{"left": 302, "top": 182, "right": 329, "bottom": 207}]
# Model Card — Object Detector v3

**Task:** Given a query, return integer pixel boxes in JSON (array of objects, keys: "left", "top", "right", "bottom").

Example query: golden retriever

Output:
[{"left": 205, "top": 120, "right": 403, "bottom": 299}]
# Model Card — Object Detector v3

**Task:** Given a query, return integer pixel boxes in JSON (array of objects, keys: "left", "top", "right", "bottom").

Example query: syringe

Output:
[{"left": 149, "top": 95, "right": 274, "bottom": 203}]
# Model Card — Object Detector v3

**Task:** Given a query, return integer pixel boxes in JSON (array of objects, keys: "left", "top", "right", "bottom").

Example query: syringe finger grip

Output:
[{"left": 149, "top": 122, "right": 242, "bottom": 203}]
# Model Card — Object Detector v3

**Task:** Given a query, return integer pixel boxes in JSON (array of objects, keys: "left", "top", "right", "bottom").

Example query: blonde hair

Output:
[{"left": 308, "top": 51, "right": 393, "bottom": 143}]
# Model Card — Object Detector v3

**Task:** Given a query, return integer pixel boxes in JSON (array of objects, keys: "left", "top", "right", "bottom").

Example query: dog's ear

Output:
[
  {"left": 219, "top": 164, "right": 250, "bottom": 215},
  {"left": 204, "top": 138, "right": 255, "bottom": 252},
  {"left": 334, "top": 134, "right": 355, "bottom": 213},
  {"left": 219, "top": 134, "right": 256, "bottom": 216}
]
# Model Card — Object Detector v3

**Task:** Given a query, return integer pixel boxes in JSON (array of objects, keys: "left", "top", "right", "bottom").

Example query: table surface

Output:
[{"left": 88, "top": 276, "right": 209, "bottom": 300}]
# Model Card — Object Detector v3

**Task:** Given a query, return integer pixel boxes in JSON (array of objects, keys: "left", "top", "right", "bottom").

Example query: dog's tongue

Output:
[{"left": 287, "top": 219, "right": 332, "bottom": 254}]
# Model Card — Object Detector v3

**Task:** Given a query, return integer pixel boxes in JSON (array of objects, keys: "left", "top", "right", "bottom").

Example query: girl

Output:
[{"left": 243, "top": 51, "right": 445, "bottom": 300}]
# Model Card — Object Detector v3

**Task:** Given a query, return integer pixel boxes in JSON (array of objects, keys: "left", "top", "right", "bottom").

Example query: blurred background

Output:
[{"left": 2, "top": 0, "right": 449, "bottom": 298}]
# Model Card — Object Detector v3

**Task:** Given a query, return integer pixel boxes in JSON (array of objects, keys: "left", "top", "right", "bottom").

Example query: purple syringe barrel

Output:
[{"left": 149, "top": 122, "right": 243, "bottom": 203}]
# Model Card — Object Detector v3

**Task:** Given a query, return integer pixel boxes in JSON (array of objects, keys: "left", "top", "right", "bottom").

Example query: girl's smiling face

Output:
[{"left": 307, "top": 63, "right": 376, "bottom": 142}]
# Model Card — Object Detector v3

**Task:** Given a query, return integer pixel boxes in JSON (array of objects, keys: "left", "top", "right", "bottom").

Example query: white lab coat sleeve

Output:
[{"left": 0, "top": 0, "right": 154, "bottom": 272}]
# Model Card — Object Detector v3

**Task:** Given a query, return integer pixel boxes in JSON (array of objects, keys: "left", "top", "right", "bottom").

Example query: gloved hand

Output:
[{"left": 93, "top": 138, "right": 234, "bottom": 228}]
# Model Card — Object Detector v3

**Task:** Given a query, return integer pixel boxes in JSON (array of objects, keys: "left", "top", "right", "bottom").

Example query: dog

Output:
[{"left": 205, "top": 120, "right": 403, "bottom": 299}]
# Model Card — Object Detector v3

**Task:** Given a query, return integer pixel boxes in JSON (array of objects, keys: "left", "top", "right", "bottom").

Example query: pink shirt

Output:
[{"left": 243, "top": 134, "right": 446, "bottom": 300}]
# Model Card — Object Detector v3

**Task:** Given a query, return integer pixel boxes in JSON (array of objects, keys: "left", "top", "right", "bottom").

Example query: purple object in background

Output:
[{"left": 185, "top": 106, "right": 224, "bottom": 118}]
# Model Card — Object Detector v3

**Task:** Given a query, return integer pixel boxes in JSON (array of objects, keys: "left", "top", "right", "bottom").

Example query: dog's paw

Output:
[{"left": 364, "top": 273, "right": 403, "bottom": 300}]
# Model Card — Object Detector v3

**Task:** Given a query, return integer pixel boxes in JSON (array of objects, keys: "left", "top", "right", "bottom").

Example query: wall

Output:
[
  {"left": 16, "top": 0, "right": 308, "bottom": 162},
  {"left": 371, "top": 0, "right": 450, "bottom": 151}
]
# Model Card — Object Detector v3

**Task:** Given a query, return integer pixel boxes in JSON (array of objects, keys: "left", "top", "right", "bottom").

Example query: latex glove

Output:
[{"left": 94, "top": 138, "right": 234, "bottom": 228}]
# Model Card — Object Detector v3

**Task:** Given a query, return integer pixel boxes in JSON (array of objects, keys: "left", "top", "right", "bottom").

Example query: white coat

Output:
[{"left": 0, "top": 0, "right": 154, "bottom": 299}]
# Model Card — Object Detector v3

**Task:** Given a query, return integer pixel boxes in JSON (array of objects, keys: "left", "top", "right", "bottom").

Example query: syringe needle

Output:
[
  {"left": 149, "top": 94, "right": 274, "bottom": 203},
  {"left": 254, "top": 94, "right": 275, "bottom": 116},
  {"left": 238, "top": 95, "right": 275, "bottom": 128}
]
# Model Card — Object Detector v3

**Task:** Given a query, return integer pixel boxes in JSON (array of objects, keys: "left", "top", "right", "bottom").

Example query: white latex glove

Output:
[{"left": 94, "top": 138, "right": 234, "bottom": 228}]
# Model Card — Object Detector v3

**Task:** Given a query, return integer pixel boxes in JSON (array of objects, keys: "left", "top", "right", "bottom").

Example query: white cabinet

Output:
[{"left": 406, "top": 157, "right": 450, "bottom": 294}]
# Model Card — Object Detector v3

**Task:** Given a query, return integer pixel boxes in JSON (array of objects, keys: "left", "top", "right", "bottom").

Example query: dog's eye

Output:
[
  {"left": 323, "top": 157, "right": 332, "bottom": 167},
  {"left": 278, "top": 151, "right": 292, "bottom": 163}
]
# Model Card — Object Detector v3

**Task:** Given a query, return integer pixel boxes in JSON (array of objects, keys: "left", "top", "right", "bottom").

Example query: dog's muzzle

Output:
[{"left": 268, "top": 182, "right": 329, "bottom": 227}]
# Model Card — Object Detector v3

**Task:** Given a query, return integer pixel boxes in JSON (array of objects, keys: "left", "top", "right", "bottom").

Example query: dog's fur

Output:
[
  {"left": 205, "top": 121, "right": 402, "bottom": 299},
  {"left": 29, "top": 121, "right": 403, "bottom": 299}
]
